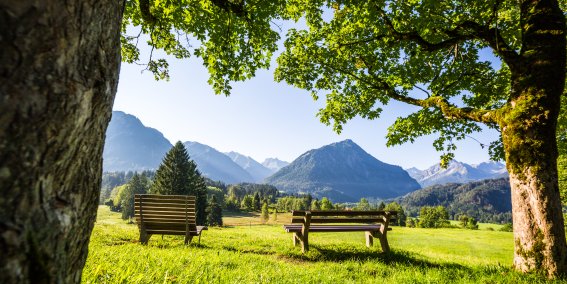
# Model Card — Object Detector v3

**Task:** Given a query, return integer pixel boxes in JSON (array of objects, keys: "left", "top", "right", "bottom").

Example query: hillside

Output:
[
  {"left": 395, "top": 178, "right": 512, "bottom": 223},
  {"left": 265, "top": 140, "right": 421, "bottom": 202},
  {"left": 408, "top": 160, "right": 508, "bottom": 187},
  {"left": 103, "top": 111, "right": 172, "bottom": 172},
  {"left": 184, "top": 141, "right": 254, "bottom": 184}
]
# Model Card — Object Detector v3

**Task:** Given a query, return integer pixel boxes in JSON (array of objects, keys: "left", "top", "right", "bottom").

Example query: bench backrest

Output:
[
  {"left": 291, "top": 210, "right": 397, "bottom": 225},
  {"left": 134, "top": 194, "right": 197, "bottom": 235}
]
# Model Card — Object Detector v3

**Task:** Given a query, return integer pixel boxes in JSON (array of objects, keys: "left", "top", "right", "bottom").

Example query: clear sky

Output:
[{"left": 113, "top": 24, "right": 501, "bottom": 170}]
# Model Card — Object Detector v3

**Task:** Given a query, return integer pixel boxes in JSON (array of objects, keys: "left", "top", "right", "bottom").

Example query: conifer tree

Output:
[
  {"left": 152, "top": 141, "right": 207, "bottom": 225},
  {"left": 206, "top": 195, "right": 223, "bottom": 227},
  {"left": 253, "top": 192, "right": 261, "bottom": 211},
  {"left": 261, "top": 202, "right": 269, "bottom": 223}
]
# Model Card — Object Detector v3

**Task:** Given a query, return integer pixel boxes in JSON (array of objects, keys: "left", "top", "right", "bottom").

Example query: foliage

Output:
[
  {"left": 151, "top": 141, "right": 207, "bottom": 225},
  {"left": 121, "top": 0, "right": 287, "bottom": 95},
  {"left": 253, "top": 192, "right": 261, "bottom": 211},
  {"left": 355, "top": 198, "right": 371, "bottom": 211},
  {"left": 227, "top": 183, "right": 279, "bottom": 204},
  {"left": 241, "top": 195, "right": 254, "bottom": 211},
  {"left": 397, "top": 178, "right": 512, "bottom": 224},
  {"left": 206, "top": 195, "right": 223, "bottom": 227},
  {"left": 320, "top": 197, "right": 333, "bottom": 210},
  {"left": 384, "top": 201, "right": 406, "bottom": 226},
  {"left": 500, "top": 223, "right": 513, "bottom": 232},
  {"left": 459, "top": 214, "right": 479, "bottom": 230},
  {"left": 119, "top": 173, "right": 150, "bottom": 220},
  {"left": 419, "top": 206, "right": 450, "bottom": 228},
  {"left": 261, "top": 202, "right": 269, "bottom": 223}
]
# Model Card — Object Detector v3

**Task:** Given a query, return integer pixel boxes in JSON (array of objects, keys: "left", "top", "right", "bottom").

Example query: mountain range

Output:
[
  {"left": 103, "top": 111, "right": 508, "bottom": 201},
  {"left": 265, "top": 140, "right": 421, "bottom": 202},
  {"left": 407, "top": 160, "right": 508, "bottom": 187}
]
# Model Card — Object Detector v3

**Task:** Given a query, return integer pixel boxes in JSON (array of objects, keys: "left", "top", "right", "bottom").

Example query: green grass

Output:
[{"left": 83, "top": 206, "right": 564, "bottom": 283}]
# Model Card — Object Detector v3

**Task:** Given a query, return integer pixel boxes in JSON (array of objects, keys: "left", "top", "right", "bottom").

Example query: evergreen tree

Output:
[
  {"left": 253, "top": 192, "right": 261, "bottom": 211},
  {"left": 206, "top": 195, "right": 223, "bottom": 227},
  {"left": 151, "top": 141, "right": 207, "bottom": 225},
  {"left": 311, "top": 199, "right": 321, "bottom": 210},
  {"left": 272, "top": 207, "right": 278, "bottom": 222},
  {"left": 261, "top": 202, "right": 269, "bottom": 223},
  {"left": 377, "top": 201, "right": 386, "bottom": 211},
  {"left": 241, "top": 195, "right": 254, "bottom": 211}
]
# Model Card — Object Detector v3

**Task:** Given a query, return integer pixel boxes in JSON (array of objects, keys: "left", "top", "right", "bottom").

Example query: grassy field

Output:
[{"left": 83, "top": 206, "right": 564, "bottom": 283}]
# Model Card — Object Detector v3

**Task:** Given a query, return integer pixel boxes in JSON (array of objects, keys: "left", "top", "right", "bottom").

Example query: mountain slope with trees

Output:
[
  {"left": 103, "top": 111, "right": 173, "bottom": 172},
  {"left": 265, "top": 140, "right": 420, "bottom": 202},
  {"left": 396, "top": 178, "right": 512, "bottom": 224}
]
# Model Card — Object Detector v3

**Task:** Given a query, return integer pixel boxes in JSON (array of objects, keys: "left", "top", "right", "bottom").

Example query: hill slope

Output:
[
  {"left": 184, "top": 142, "right": 254, "bottom": 184},
  {"left": 265, "top": 140, "right": 421, "bottom": 202},
  {"left": 103, "top": 111, "right": 172, "bottom": 172},
  {"left": 395, "top": 178, "right": 512, "bottom": 223}
]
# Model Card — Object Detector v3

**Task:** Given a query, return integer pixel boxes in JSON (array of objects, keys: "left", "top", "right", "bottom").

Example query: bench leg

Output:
[
  {"left": 293, "top": 233, "right": 300, "bottom": 246},
  {"left": 301, "top": 233, "right": 309, "bottom": 253},
  {"left": 378, "top": 234, "right": 390, "bottom": 253},
  {"left": 140, "top": 227, "right": 151, "bottom": 245},
  {"left": 185, "top": 235, "right": 193, "bottom": 245},
  {"left": 366, "top": 231, "right": 373, "bottom": 247}
]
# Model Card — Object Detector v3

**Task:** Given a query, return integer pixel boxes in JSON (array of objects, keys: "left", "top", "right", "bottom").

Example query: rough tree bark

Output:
[
  {"left": 0, "top": 1, "right": 123, "bottom": 283},
  {"left": 501, "top": 0, "right": 567, "bottom": 277}
]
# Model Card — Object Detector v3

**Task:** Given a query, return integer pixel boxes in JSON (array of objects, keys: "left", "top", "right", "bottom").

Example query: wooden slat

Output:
[
  {"left": 292, "top": 210, "right": 397, "bottom": 217},
  {"left": 284, "top": 224, "right": 390, "bottom": 233},
  {"left": 134, "top": 199, "right": 192, "bottom": 205},
  {"left": 135, "top": 204, "right": 194, "bottom": 210},
  {"left": 291, "top": 218, "right": 386, "bottom": 224},
  {"left": 135, "top": 217, "right": 195, "bottom": 223},
  {"left": 134, "top": 210, "right": 195, "bottom": 218},
  {"left": 135, "top": 194, "right": 195, "bottom": 200}
]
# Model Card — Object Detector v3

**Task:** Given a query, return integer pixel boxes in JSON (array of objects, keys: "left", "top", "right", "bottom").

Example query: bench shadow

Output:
[{"left": 282, "top": 246, "right": 470, "bottom": 271}]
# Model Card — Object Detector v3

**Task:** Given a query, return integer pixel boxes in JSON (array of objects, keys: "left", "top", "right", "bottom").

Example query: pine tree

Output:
[
  {"left": 152, "top": 141, "right": 207, "bottom": 225},
  {"left": 253, "top": 192, "right": 261, "bottom": 211},
  {"left": 206, "top": 195, "right": 223, "bottom": 227},
  {"left": 261, "top": 202, "right": 269, "bottom": 223}
]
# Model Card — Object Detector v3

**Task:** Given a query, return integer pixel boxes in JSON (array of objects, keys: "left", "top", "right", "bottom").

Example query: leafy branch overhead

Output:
[
  {"left": 275, "top": 0, "right": 526, "bottom": 164},
  {"left": 122, "top": 0, "right": 285, "bottom": 95}
]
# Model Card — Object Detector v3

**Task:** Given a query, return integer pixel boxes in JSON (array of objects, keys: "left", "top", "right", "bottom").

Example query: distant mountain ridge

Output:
[
  {"left": 103, "top": 111, "right": 173, "bottom": 172},
  {"left": 262, "top": 158, "right": 290, "bottom": 173},
  {"left": 226, "top": 152, "right": 273, "bottom": 182},
  {"left": 184, "top": 142, "right": 254, "bottom": 184},
  {"left": 408, "top": 160, "right": 508, "bottom": 187},
  {"left": 395, "top": 178, "right": 512, "bottom": 223},
  {"left": 265, "top": 139, "right": 421, "bottom": 202}
]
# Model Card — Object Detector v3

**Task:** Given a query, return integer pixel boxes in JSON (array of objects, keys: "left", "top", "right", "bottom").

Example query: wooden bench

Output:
[
  {"left": 283, "top": 210, "right": 397, "bottom": 253},
  {"left": 134, "top": 194, "right": 207, "bottom": 245}
]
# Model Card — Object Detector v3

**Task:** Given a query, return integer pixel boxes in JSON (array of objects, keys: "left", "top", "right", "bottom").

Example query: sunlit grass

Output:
[{"left": 83, "top": 206, "right": 562, "bottom": 283}]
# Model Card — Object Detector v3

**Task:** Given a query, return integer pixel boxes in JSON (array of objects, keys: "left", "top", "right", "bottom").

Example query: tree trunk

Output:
[
  {"left": 501, "top": 0, "right": 567, "bottom": 277},
  {"left": 0, "top": 1, "right": 123, "bottom": 283}
]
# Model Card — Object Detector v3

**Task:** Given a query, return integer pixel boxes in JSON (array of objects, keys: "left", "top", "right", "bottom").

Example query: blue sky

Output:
[{"left": 113, "top": 23, "right": 501, "bottom": 170}]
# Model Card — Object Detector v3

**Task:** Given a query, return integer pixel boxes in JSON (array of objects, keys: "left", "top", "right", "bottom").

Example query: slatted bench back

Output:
[
  {"left": 134, "top": 194, "right": 197, "bottom": 236},
  {"left": 291, "top": 210, "right": 397, "bottom": 225}
]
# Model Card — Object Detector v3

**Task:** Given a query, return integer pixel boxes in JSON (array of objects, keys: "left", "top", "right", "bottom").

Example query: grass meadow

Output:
[{"left": 82, "top": 206, "right": 565, "bottom": 283}]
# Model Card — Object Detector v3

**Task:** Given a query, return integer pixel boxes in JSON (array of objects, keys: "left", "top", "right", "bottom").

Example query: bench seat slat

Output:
[
  {"left": 291, "top": 218, "right": 386, "bottom": 224},
  {"left": 292, "top": 210, "right": 397, "bottom": 217},
  {"left": 284, "top": 224, "right": 384, "bottom": 233}
]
